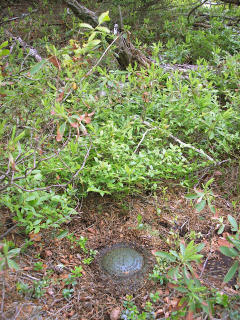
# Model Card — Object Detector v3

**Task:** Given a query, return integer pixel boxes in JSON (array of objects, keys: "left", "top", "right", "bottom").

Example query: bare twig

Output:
[
  {"left": 4, "top": 29, "right": 42, "bottom": 62},
  {"left": 0, "top": 10, "right": 38, "bottom": 26},
  {"left": 118, "top": 5, "right": 123, "bottom": 30},
  {"left": 134, "top": 128, "right": 156, "bottom": 154},
  {"left": 85, "top": 35, "right": 120, "bottom": 78},
  {"left": 0, "top": 225, "right": 18, "bottom": 240},
  {"left": 200, "top": 251, "right": 212, "bottom": 278},
  {"left": 1, "top": 273, "right": 6, "bottom": 316},
  {"left": 187, "top": 0, "right": 208, "bottom": 23},
  {"left": 169, "top": 133, "right": 216, "bottom": 163},
  {"left": 11, "top": 143, "right": 92, "bottom": 192}
]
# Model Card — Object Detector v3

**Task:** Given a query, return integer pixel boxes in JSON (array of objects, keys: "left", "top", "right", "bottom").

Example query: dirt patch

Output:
[{"left": 1, "top": 184, "right": 239, "bottom": 319}]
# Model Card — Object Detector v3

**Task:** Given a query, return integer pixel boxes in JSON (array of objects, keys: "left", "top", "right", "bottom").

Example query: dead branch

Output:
[
  {"left": 10, "top": 143, "right": 92, "bottom": 193},
  {"left": 64, "top": 0, "right": 152, "bottom": 70},
  {"left": 0, "top": 10, "right": 38, "bottom": 26},
  {"left": 188, "top": 0, "right": 208, "bottom": 23},
  {"left": 63, "top": 0, "right": 99, "bottom": 27},
  {"left": 169, "top": 134, "right": 216, "bottom": 163},
  {"left": 63, "top": 0, "right": 207, "bottom": 73},
  {"left": 4, "top": 29, "right": 42, "bottom": 62}
]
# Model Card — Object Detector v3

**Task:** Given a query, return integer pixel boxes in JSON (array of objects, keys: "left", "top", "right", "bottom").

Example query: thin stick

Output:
[
  {"left": 134, "top": 128, "right": 155, "bottom": 154},
  {"left": 118, "top": 5, "right": 123, "bottom": 30},
  {"left": 187, "top": 0, "right": 208, "bottom": 23},
  {"left": 11, "top": 143, "right": 92, "bottom": 192},
  {"left": 0, "top": 225, "right": 18, "bottom": 240},
  {"left": 169, "top": 134, "right": 216, "bottom": 163},
  {"left": 85, "top": 35, "right": 120, "bottom": 78}
]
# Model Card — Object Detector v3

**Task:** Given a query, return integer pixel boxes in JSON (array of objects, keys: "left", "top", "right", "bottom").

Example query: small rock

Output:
[{"left": 110, "top": 307, "right": 121, "bottom": 320}]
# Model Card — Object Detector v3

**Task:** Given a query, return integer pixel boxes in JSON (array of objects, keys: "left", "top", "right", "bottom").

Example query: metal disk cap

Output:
[
  {"left": 101, "top": 246, "right": 144, "bottom": 277},
  {"left": 96, "top": 242, "right": 155, "bottom": 294}
]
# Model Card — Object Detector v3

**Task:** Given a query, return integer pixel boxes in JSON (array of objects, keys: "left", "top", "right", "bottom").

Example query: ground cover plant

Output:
[{"left": 0, "top": 0, "right": 240, "bottom": 319}]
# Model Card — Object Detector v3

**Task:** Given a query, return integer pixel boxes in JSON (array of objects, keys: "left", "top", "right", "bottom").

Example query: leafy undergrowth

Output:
[{"left": 0, "top": 0, "right": 240, "bottom": 319}]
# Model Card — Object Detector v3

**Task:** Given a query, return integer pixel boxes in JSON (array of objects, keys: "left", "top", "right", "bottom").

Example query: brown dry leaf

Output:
[
  {"left": 56, "top": 90, "right": 64, "bottom": 102},
  {"left": 47, "top": 288, "right": 55, "bottom": 296},
  {"left": 170, "top": 298, "right": 179, "bottom": 308},
  {"left": 84, "top": 116, "right": 91, "bottom": 124},
  {"left": 167, "top": 282, "right": 179, "bottom": 289},
  {"left": 87, "top": 228, "right": 96, "bottom": 234},
  {"left": 56, "top": 126, "right": 62, "bottom": 142},
  {"left": 186, "top": 310, "right": 194, "bottom": 320},
  {"left": 110, "top": 307, "right": 121, "bottom": 320},
  {"left": 44, "top": 250, "right": 53, "bottom": 257},
  {"left": 70, "top": 122, "right": 78, "bottom": 128},
  {"left": 218, "top": 237, "right": 232, "bottom": 248},
  {"left": 48, "top": 55, "right": 61, "bottom": 70},
  {"left": 78, "top": 114, "right": 85, "bottom": 121},
  {"left": 155, "top": 309, "right": 164, "bottom": 316},
  {"left": 29, "top": 232, "right": 41, "bottom": 242}
]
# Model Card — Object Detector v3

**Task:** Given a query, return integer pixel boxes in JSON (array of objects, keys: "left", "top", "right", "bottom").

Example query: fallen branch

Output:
[
  {"left": 4, "top": 29, "right": 42, "bottom": 62},
  {"left": 0, "top": 10, "right": 38, "bottom": 26},
  {"left": 169, "top": 134, "right": 216, "bottom": 163},
  {"left": 63, "top": 0, "right": 208, "bottom": 74},
  {"left": 134, "top": 128, "right": 156, "bottom": 154},
  {"left": 188, "top": 0, "right": 208, "bottom": 23},
  {"left": 64, "top": 0, "right": 152, "bottom": 70},
  {"left": 11, "top": 143, "right": 92, "bottom": 193}
]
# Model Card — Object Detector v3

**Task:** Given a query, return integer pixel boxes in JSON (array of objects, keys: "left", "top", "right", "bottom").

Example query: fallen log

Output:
[
  {"left": 64, "top": 0, "right": 152, "bottom": 70},
  {"left": 64, "top": 0, "right": 203, "bottom": 74}
]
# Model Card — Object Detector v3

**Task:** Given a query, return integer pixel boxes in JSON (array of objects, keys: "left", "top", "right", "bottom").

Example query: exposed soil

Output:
[{"left": 1, "top": 171, "right": 240, "bottom": 319}]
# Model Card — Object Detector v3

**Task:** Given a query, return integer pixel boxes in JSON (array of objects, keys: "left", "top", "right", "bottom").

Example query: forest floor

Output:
[{"left": 1, "top": 166, "right": 240, "bottom": 319}]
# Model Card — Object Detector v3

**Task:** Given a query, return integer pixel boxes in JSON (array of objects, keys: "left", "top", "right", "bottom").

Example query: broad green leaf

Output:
[
  {"left": 8, "top": 248, "right": 21, "bottom": 258},
  {"left": 155, "top": 251, "right": 176, "bottom": 262},
  {"left": 0, "top": 41, "right": 8, "bottom": 49},
  {"left": 57, "top": 230, "right": 69, "bottom": 239},
  {"left": 205, "top": 178, "right": 214, "bottom": 188},
  {"left": 86, "top": 39, "right": 101, "bottom": 48},
  {"left": 7, "top": 258, "right": 19, "bottom": 270},
  {"left": 79, "top": 23, "right": 94, "bottom": 29},
  {"left": 169, "top": 250, "right": 179, "bottom": 259},
  {"left": 0, "top": 49, "right": 10, "bottom": 58},
  {"left": 33, "top": 219, "right": 42, "bottom": 226},
  {"left": 175, "top": 286, "right": 187, "bottom": 293},
  {"left": 180, "top": 242, "right": 185, "bottom": 257},
  {"left": 220, "top": 246, "right": 238, "bottom": 258},
  {"left": 13, "top": 131, "right": 25, "bottom": 143},
  {"left": 218, "top": 224, "right": 225, "bottom": 235},
  {"left": 190, "top": 254, "right": 203, "bottom": 261},
  {"left": 30, "top": 59, "right": 47, "bottom": 75},
  {"left": 223, "top": 261, "right": 239, "bottom": 283},
  {"left": 26, "top": 193, "right": 37, "bottom": 201},
  {"left": 209, "top": 204, "right": 216, "bottom": 214},
  {"left": 59, "top": 122, "right": 66, "bottom": 137},
  {"left": 228, "top": 215, "right": 238, "bottom": 232},
  {"left": 195, "top": 199, "right": 206, "bottom": 212},
  {"left": 88, "top": 32, "right": 97, "bottom": 42},
  {"left": 96, "top": 26, "right": 110, "bottom": 33},
  {"left": 185, "top": 194, "right": 199, "bottom": 200},
  {"left": 196, "top": 243, "right": 205, "bottom": 252},
  {"left": 98, "top": 11, "right": 110, "bottom": 25},
  {"left": 0, "top": 258, "right": 5, "bottom": 271},
  {"left": 168, "top": 266, "right": 180, "bottom": 280}
]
